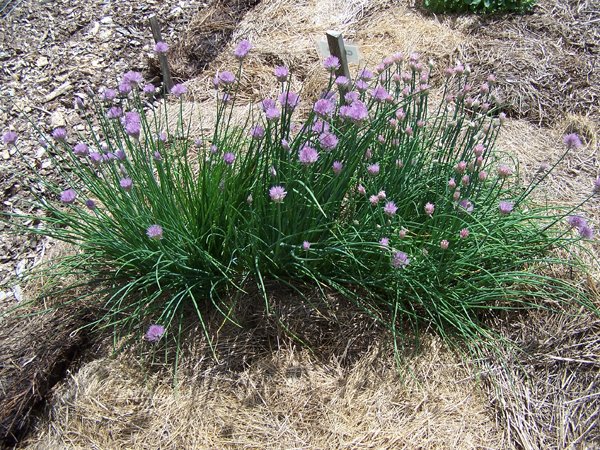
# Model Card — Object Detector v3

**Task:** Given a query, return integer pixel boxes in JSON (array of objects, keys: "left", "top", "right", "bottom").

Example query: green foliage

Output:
[
  {"left": 423, "top": 0, "right": 536, "bottom": 14},
  {"left": 3, "top": 45, "right": 596, "bottom": 357}
]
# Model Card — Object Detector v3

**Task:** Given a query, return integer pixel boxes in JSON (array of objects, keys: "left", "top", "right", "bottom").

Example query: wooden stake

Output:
[
  {"left": 149, "top": 16, "right": 174, "bottom": 92},
  {"left": 325, "top": 30, "right": 351, "bottom": 80}
]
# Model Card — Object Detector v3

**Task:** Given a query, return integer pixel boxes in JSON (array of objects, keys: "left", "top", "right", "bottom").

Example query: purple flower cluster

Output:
[
  {"left": 298, "top": 145, "right": 319, "bottom": 165},
  {"left": 122, "top": 111, "right": 141, "bottom": 139},
  {"left": 145, "top": 324, "right": 165, "bottom": 342},
  {"left": 567, "top": 215, "right": 594, "bottom": 239},
  {"left": 234, "top": 39, "right": 252, "bottom": 59},
  {"left": 269, "top": 185, "right": 287, "bottom": 203},
  {"left": 2, "top": 131, "right": 17, "bottom": 146},
  {"left": 154, "top": 41, "right": 169, "bottom": 54},
  {"left": 391, "top": 251, "right": 409, "bottom": 268},
  {"left": 340, "top": 99, "right": 368, "bottom": 123},
  {"left": 146, "top": 224, "right": 163, "bottom": 240}
]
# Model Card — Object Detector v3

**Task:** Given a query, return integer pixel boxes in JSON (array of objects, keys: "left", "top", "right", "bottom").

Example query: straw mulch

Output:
[{"left": 458, "top": 0, "right": 600, "bottom": 127}]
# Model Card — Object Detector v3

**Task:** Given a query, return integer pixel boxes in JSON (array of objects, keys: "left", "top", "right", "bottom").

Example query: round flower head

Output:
[
  {"left": 499, "top": 201, "right": 514, "bottom": 215},
  {"left": 459, "top": 199, "right": 474, "bottom": 213},
  {"left": 399, "top": 228, "right": 407, "bottom": 238},
  {"left": 279, "top": 91, "right": 300, "bottom": 110},
  {"left": 269, "top": 185, "right": 287, "bottom": 203},
  {"left": 250, "top": 125, "right": 265, "bottom": 140},
  {"left": 265, "top": 107, "right": 281, "bottom": 121},
  {"left": 313, "top": 98, "right": 335, "bottom": 117},
  {"left": 355, "top": 80, "right": 368, "bottom": 92},
  {"left": 158, "top": 132, "right": 167, "bottom": 143},
  {"left": 377, "top": 190, "right": 386, "bottom": 200},
  {"left": 358, "top": 68, "right": 374, "bottom": 81},
  {"left": 478, "top": 171, "right": 488, "bottom": 181},
  {"left": 332, "top": 161, "right": 343, "bottom": 174},
  {"left": 424, "top": 202, "right": 435, "bottom": 216},
  {"left": 101, "top": 88, "right": 117, "bottom": 101},
  {"left": 281, "top": 139, "right": 290, "bottom": 151},
  {"left": 302, "top": 241, "right": 311, "bottom": 251},
  {"left": 473, "top": 144, "right": 485, "bottom": 157},
  {"left": 118, "top": 80, "right": 132, "bottom": 95},
  {"left": 448, "top": 178, "right": 457, "bottom": 189},
  {"left": 357, "top": 184, "right": 366, "bottom": 195},
  {"left": 369, "top": 195, "right": 379, "bottom": 206},
  {"left": 234, "top": 39, "right": 252, "bottom": 59},
  {"left": 125, "top": 121, "right": 141, "bottom": 139},
  {"left": 154, "top": 41, "right": 169, "bottom": 54},
  {"left": 274, "top": 66, "right": 289, "bottom": 82},
  {"left": 563, "top": 133, "right": 582, "bottom": 150},
  {"left": 73, "top": 143, "right": 88, "bottom": 156},
  {"left": 122, "top": 71, "right": 144, "bottom": 87},
  {"left": 459, "top": 228, "right": 470, "bottom": 239},
  {"left": 60, "top": 189, "right": 77, "bottom": 204},
  {"left": 153, "top": 151, "right": 162, "bottom": 161},
  {"left": 170, "top": 83, "right": 187, "bottom": 97},
  {"left": 384, "top": 201, "right": 398, "bottom": 217},
  {"left": 319, "top": 132, "right": 338, "bottom": 151},
  {"left": 85, "top": 199, "right": 96, "bottom": 210},
  {"left": 146, "top": 224, "right": 163, "bottom": 240},
  {"left": 440, "top": 239, "right": 449, "bottom": 250},
  {"left": 498, "top": 164, "right": 512, "bottom": 179},
  {"left": 391, "top": 251, "right": 410, "bottom": 268},
  {"left": 335, "top": 76, "right": 350, "bottom": 88},
  {"left": 379, "top": 237, "right": 390, "bottom": 247},
  {"left": 567, "top": 215, "right": 587, "bottom": 230},
  {"left": 323, "top": 55, "right": 340, "bottom": 72},
  {"left": 370, "top": 86, "right": 389, "bottom": 102},
  {"left": 145, "top": 324, "right": 165, "bottom": 342},
  {"left": 52, "top": 128, "right": 67, "bottom": 141},
  {"left": 89, "top": 152, "right": 102, "bottom": 165},
  {"left": 344, "top": 91, "right": 360, "bottom": 103},
  {"left": 218, "top": 71, "right": 236, "bottom": 85},
  {"left": 223, "top": 152, "right": 235, "bottom": 165},
  {"left": 298, "top": 145, "right": 319, "bottom": 165},
  {"left": 120, "top": 177, "right": 133, "bottom": 191},
  {"left": 2, "top": 131, "right": 17, "bottom": 146},
  {"left": 107, "top": 106, "right": 123, "bottom": 119},
  {"left": 143, "top": 84, "right": 156, "bottom": 95},
  {"left": 367, "top": 163, "right": 380, "bottom": 176},
  {"left": 455, "top": 161, "right": 467, "bottom": 174},
  {"left": 579, "top": 225, "right": 594, "bottom": 239}
]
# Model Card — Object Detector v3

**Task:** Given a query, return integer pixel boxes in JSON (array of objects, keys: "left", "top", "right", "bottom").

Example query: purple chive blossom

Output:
[
  {"left": 424, "top": 202, "right": 435, "bottom": 216},
  {"left": 158, "top": 132, "right": 167, "bottom": 143},
  {"left": 499, "top": 201, "right": 514, "bottom": 215},
  {"left": 312, "top": 120, "right": 330, "bottom": 134},
  {"left": 250, "top": 125, "right": 265, "bottom": 140},
  {"left": 579, "top": 225, "right": 594, "bottom": 239},
  {"left": 459, "top": 199, "right": 474, "bottom": 213},
  {"left": 269, "top": 185, "right": 287, "bottom": 203},
  {"left": 234, "top": 39, "right": 252, "bottom": 59},
  {"left": 154, "top": 41, "right": 169, "bottom": 53},
  {"left": 281, "top": 139, "right": 290, "bottom": 151},
  {"left": 332, "top": 161, "right": 343, "bottom": 174},
  {"left": 261, "top": 98, "right": 276, "bottom": 112},
  {"left": 125, "top": 121, "right": 140, "bottom": 139},
  {"left": 563, "top": 133, "right": 582, "bottom": 150},
  {"left": 358, "top": 68, "right": 374, "bottom": 81},
  {"left": 345, "top": 91, "right": 360, "bottom": 103},
  {"left": 85, "top": 199, "right": 96, "bottom": 210},
  {"left": 460, "top": 228, "right": 470, "bottom": 239},
  {"left": 319, "top": 132, "right": 338, "bottom": 151},
  {"left": 355, "top": 80, "right": 369, "bottom": 92},
  {"left": 369, "top": 85, "right": 390, "bottom": 102},
  {"left": 274, "top": 66, "right": 289, "bottom": 82},
  {"left": 302, "top": 241, "right": 311, "bottom": 250},
  {"left": 367, "top": 163, "right": 380, "bottom": 176},
  {"left": 440, "top": 240, "right": 449, "bottom": 250},
  {"left": 60, "top": 189, "right": 77, "bottom": 204},
  {"left": 265, "top": 107, "right": 281, "bottom": 121},
  {"left": 223, "top": 152, "right": 235, "bottom": 165},
  {"left": 339, "top": 100, "right": 368, "bottom": 123},
  {"left": 107, "top": 106, "right": 123, "bottom": 119},
  {"left": 145, "top": 324, "right": 165, "bottom": 342},
  {"left": 122, "top": 71, "right": 144, "bottom": 87},
  {"left": 146, "top": 224, "right": 164, "bottom": 240},
  {"left": 2, "top": 131, "right": 17, "bottom": 146},
  {"left": 455, "top": 161, "right": 467, "bottom": 174},
  {"left": 120, "top": 177, "right": 133, "bottom": 191},
  {"left": 357, "top": 184, "right": 366, "bottom": 195},
  {"left": 593, "top": 177, "right": 600, "bottom": 194},
  {"left": 279, "top": 91, "right": 300, "bottom": 110},
  {"left": 170, "top": 83, "right": 187, "bottom": 97},
  {"left": 391, "top": 251, "right": 410, "bottom": 268},
  {"left": 153, "top": 151, "right": 162, "bottom": 161},
  {"left": 323, "top": 55, "right": 340, "bottom": 72},
  {"left": 377, "top": 190, "right": 386, "bottom": 200},
  {"left": 118, "top": 81, "right": 132, "bottom": 95},
  {"left": 101, "top": 88, "right": 117, "bottom": 101},
  {"left": 218, "top": 71, "right": 236, "bottom": 85},
  {"left": 52, "top": 128, "right": 67, "bottom": 141},
  {"left": 335, "top": 76, "right": 350, "bottom": 88},
  {"left": 298, "top": 145, "right": 319, "bottom": 165},
  {"left": 567, "top": 215, "right": 587, "bottom": 230},
  {"left": 313, "top": 98, "right": 335, "bottom": 116},
  {"left": 369, "top": 195, "right": 379, "bottom": 205},
  {"left": 73, "top": 143, "right": 88, "bottom": 156},
  {"left": 384, "top": 201, "right": 398, "bottom": 216},
  {"left": 379, "top": 237, "right": 390, "bottom": 247},
  {"left": 89, "top": 152, "right": 102, "bottom": 165},
  {"left": 498, "top": 164, "right": 512, "bottom": 178},
  {"left": 210, "top": 144, "right": 218, "bottom": 154},
  {"left": 143, "top": 84, "right": 156, "bottom": 94}
]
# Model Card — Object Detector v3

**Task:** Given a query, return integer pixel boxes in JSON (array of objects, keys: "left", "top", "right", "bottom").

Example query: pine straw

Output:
[
  {"left": 480, "top": 303, "right": 600, "bottom": 449},
  {"left": 457, "top": 0, "right": 600, "bottom": 127}
]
